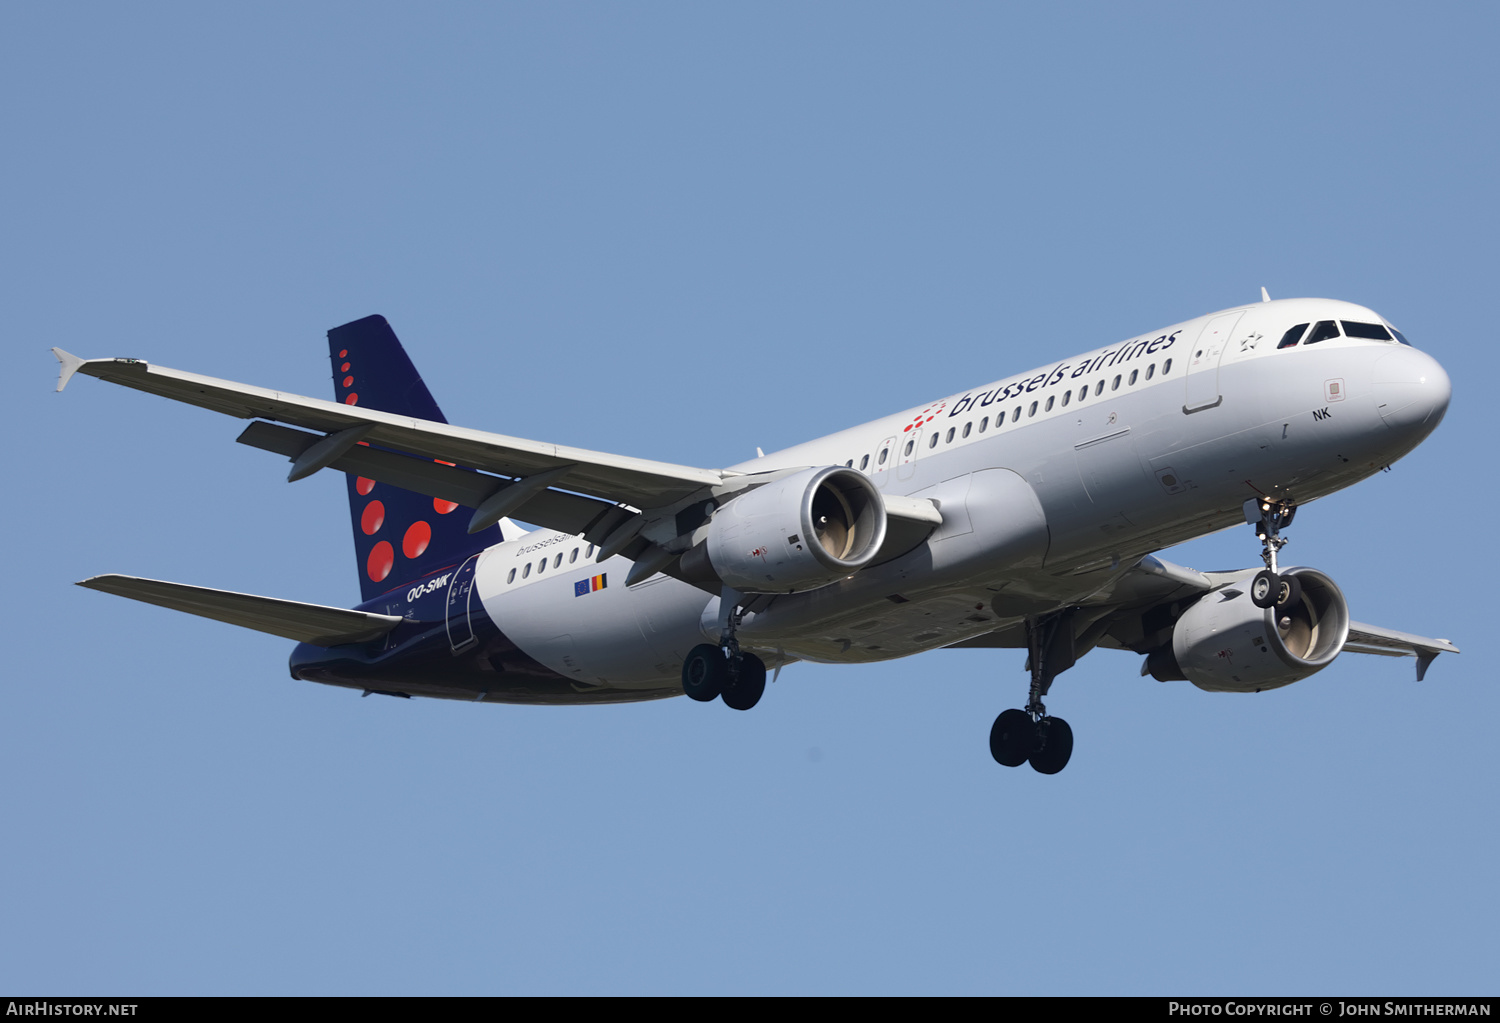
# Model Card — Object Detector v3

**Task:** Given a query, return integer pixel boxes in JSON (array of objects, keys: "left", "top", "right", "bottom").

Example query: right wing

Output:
[{"left": 55, "top": 350, "right": 942, "bottom": 567}]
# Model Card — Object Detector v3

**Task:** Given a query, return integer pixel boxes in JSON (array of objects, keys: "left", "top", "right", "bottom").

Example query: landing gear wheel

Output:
[
  {"left": 990, "top": 708, "right": 1036, "bottom": 767},
  {"left": 1251, "top": 569, "right": 1280, "bottom": 609},
  {"left": 1028, "top": 716, "right": 1074, "bottom": 775},
  {"left": 1275, "top": 573, "right": 1302, "bottom": 611},
  {"left": 721, "top": 653, "right": 767, "bottom": 711},
  {"left": 682, "top": 644, "right": 728, "bottom": 702}
]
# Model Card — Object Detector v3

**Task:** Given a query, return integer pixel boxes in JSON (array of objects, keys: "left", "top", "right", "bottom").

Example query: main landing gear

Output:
[
  {"left": 990, "top": 611, "right": 1075, "bottom": 775},
  {"left": 681, "top": 589, "right": 767, "bottom": 711},
  {"left": 1245, "top": 498, "right": 1301, "bottom": 612}
]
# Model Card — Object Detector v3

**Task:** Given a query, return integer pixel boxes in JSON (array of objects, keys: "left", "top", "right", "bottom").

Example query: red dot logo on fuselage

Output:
[{"left": 902, "top": 401, "right": 947, "bottom": 433}]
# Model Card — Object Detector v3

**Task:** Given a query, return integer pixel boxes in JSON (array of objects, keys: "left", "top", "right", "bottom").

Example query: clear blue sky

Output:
[{"left": 4, "top": 2, "right": 1495, "bottom": 995}]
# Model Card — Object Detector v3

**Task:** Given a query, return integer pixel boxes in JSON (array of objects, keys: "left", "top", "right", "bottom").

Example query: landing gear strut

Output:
[
  {"left": 1245, "top": 498, "right": 1301, "bottom": 611},
  {"left": 681, "top": 588, "right": 767, "bottom": 711},
  {"left": 990, "top": 610, "right": 1076, "bottom": 774}
]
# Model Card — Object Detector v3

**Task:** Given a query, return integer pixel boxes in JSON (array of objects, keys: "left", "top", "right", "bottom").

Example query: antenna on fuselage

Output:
[{"left": 1261, "top": 287, "right": 1272, "bottom": 303}]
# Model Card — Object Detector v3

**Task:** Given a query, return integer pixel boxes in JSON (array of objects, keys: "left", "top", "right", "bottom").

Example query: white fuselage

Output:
[{"left": 471, "top": 297, "right": 1448, "bottom": 695}]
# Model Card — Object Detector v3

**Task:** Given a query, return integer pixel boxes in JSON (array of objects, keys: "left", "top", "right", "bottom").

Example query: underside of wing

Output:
[
  {"left": 1343, "top": 621, "right": 1459, "bottom": 680},
  {"left": 56, "top": 351, "right": 726, "bottom": 509},
  {"left": 78, "top": 574, "right": 404, "bottom": 646}
]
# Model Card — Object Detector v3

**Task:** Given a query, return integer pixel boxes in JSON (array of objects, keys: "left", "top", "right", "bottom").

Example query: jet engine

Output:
[
  {"left": 700, "top": 466, "right": 887, "bottom": 594},
  {"left": 1145, "top": 567, "right": 1350, "bottom": 692}
]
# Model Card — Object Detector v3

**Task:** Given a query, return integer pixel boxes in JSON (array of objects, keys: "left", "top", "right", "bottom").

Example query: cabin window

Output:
[
  {"left": 878, "top": 447, "right": 889, "bottom": 465},
  {"left": 554, "top": 553, "right": 563, "bottom": 568},
  {"left": 570, "top": 548, "right": 579, "bottom": 563},
  {"left": 1095, "top": 380, "right": 1105, "bottom": 396},
  {"left": 1129, "top": 369, "right": 1138, "bottom": 385},
  {"left": 587, "top": 544, "right": 596, "bottom": 559},
  {"left": 979, "top": 416, "right": 989, "bottom": 432},
  {"left": 1044, "top": 396, "right": 1055, "bottom": 412},
  {"left": 860, "top": 454, "right": 870, "bottom": 470},
  {"left": 845, "top": 459, "right": 853, "bottom": 467},
  {"left": 1062, "top": 390, "right": 1071, "bottom": 406},
  {"left": 1343, "top": 321, "right": 1394, "bottom": 341},
  {"left": 1012, "top": 406, "right": 1021, "bottom": 422},
  {"left": 507, "top": 568, "right": 516, "bottom": 583},
  {"left": 963, "top": 421, "right": 972, "bottom": 437},
  {"left": 1028, "top": 401, "right": 1038, "bottom": 417},
  {"left": 929, "top": 432, "right": 939, "bottom": 449},
  {"left": 1112, "top": 374, "right": 1121, "bottom": 391},
  {"left": 903, "top": 439, "right": 914, "bottom": 456},
  {"left": 1304, "top": 320, "right": 1340, "bottom": 345},
  {"left": 522, "top": 563, "right": 531, "bottom": 579},
  {"left": 1162, "top": 358, "right": 1173, "bottom": 374},
  {"left": 536, "top": 558, "right": 546, "bottom": 574},
  {"left": 946, "top": 427, "right": 955, "bottom": 443},
  {"left": 1145, "top": 363, "right": 1155, "bottom": 380},
  {"left": 1278, "top": 323, "right": 1309, "bottom": 349}
]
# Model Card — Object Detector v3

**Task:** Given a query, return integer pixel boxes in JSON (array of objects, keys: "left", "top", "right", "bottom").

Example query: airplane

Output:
[{"left": 52, "top": 290, "right": 1457, "bottom": 774}]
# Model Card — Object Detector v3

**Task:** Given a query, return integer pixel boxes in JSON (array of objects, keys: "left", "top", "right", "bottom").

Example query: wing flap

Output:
[
  {"left": 78, "top": 574, "right": 404, "bottom": 646},
  {"left": 66, "top": 353, "right": 725, "bottom": 508},
  {"left": 236, "top": 422, "right": 624, "bottom": 538}
]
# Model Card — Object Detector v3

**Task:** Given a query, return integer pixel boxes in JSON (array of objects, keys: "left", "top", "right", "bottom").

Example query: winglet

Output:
[
  {"left": 51, "top": 348, "right": 86, "bottom": 392},
  {"left": 1261, "top": 287, "right": 1271, "bottom": 303}
]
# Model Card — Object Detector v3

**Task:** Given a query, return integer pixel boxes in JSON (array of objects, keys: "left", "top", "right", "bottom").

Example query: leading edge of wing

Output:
[
  {"left": 53, "top": 349, "right": 727, "bottom": 509},
  {"left": 78, "top": 574, "right": 405, "bottom": 646}
]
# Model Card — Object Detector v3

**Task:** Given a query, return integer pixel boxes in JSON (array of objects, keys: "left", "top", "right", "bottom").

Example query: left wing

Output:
[{"left": 948, "top": 555, "right": 1460, "bottom": 680}]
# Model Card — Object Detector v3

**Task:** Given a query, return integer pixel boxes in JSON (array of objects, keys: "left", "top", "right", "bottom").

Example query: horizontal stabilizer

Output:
[{"left": 77, "top": 574, "right": 404, "bottom": 646}]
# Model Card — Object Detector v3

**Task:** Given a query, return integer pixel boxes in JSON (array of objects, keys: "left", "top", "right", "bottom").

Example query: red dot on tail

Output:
[
  {"left": 403, "top": 521, "right": 432, "bottom": 559},
  {"left": 434, "top": 498, "right": 458, "bottom": 514},
  {"left": 367, "top": 541, "right": 393, "bottom": 582},
  {"left": 340, "top": 362, "right": 350, "bottom": 372},
  {"left": 344, "top": 393, "right": 358, "bottom": 405},
  {"left": 356, "top": 477, "right": 375, "bottom": 496},
  {"left": 361, "top": 501, "right": 385, "bottom": 535},
  {"left": 342, "top": 375, "right": 354, "bottom": 388},
  {"left": 338, "top": 349, "right": 348, "bottom": 358}
]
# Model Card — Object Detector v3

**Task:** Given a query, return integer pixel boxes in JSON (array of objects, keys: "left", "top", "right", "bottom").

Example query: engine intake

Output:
[
  {"left": 1150, "top": 566, "right": 1350, "bottom": 692},
  {"left": 703, "top": 466, "right": 887, "bottom": 593}
]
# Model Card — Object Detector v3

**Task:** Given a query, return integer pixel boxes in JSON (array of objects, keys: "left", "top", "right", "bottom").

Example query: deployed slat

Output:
[{"left": 78, "top": 574, "right": 404, "bottom": 647}]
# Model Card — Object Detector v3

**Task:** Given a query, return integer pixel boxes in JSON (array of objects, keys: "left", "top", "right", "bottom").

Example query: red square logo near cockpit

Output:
[{"left": 1325, "top": 378, "right": 1345, "bottom": 403}]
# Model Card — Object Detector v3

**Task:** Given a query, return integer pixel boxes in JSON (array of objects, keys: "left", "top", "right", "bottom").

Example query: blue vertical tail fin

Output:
[{"left": 327, "top": 315, "right": 503, "bottom": 602}]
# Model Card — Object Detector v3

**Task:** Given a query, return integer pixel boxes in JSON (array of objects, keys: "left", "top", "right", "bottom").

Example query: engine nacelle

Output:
[
  {"left": 703, "top": 466, "right": 887, "bottom": 594},
  {"left": 1152, "top": 567, "right": 1351, "bottom": 693}
]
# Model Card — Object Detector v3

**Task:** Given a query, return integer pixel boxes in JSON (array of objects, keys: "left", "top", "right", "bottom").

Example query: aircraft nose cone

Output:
[{"left": 1373, "top": 348, "right": 1451, "bottom": 436}]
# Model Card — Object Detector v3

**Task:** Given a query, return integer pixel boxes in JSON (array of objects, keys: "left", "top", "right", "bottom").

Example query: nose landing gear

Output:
[
  {"left": 990, "top": 611, "right": 1076, "bottom": 775},
  {"left": 1246, "top": 498, "right": 1301, "bottom": 611}
]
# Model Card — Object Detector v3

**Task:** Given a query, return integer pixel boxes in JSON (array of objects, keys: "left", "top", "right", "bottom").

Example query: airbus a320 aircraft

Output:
[{"left": 54, "top": 292, "right": 1457, "bottom": 774}]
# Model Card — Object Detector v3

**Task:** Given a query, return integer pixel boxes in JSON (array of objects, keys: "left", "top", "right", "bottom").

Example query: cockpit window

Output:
[
  {"left": 1278, "top": 323, "right": 1309, "bottom": 349},
  {"left": 1390, "top": 326, "right": 1411, "bottom": 346},
  {"left": 1342, "top": 321, "right": 1394, "bottom": 341},
  {"left": 1303, "top": 320, "right": 1341, "bottom": 345}
]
